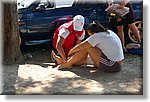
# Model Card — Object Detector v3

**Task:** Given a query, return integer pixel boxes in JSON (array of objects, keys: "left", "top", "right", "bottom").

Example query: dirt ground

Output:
[{"left": 1, "top": 43, "right": 143, "bottom": 95}]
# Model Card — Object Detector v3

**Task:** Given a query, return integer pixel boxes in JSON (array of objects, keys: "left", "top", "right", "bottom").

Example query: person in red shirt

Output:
[{"left": 52, "top": 15, "right": 85, "bottom": 62}]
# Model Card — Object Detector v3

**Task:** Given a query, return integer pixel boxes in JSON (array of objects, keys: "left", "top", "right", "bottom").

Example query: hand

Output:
[
  {"left": 68, "top": 49, "right": 74, "bottom": 56},
  {"left": 61, "top": 58, "right": 66, "bottom": 63},
  {"left": 62, "top": 56, "right": 67, "bottom": 62},
  {"left": 116, "top": 5, "right": 124, "bottom": 9},
  {"left": 117, "top": 2, "right": 126, "bottom": 9}
]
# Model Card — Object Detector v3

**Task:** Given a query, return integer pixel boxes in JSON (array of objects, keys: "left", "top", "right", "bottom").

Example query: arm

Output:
[
  {"left": 68, "top": 40, "right": 92, "bottom": 56},
  {"left": 108, "top": 0, "right": 113, "bottom": 7},
  {"left": 56, "top": 36, "right": 67, "bottom": 61},
  {"left": 56, "top": 28, "right": 70, "bottom": 61},
  {"left": 117, "top": 0, "right": 130, "bottom": 8},
  {"left": 121, "top": 0, "right": 130, "bottom": 6}
]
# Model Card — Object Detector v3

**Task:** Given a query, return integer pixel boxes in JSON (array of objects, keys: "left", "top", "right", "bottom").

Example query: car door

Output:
[{"left": 26, "top": 0, "right": 56, "bottom": 41}]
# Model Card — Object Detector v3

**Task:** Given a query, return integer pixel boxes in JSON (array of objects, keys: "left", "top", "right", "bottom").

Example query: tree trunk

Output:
[{"left": 3, "top": 1, "right": 23, "bottom": 65}]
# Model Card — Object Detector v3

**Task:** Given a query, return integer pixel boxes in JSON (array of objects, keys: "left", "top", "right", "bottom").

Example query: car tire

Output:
[
  {"left": 127, "top": 21, "right": 143, "bottom": 43},
  {"left": 124, "top": 21, "right": 143, "bottom": 46}
]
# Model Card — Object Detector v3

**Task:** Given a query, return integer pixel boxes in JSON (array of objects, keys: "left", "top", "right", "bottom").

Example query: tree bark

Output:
[{"left": 3, "top": 1, "right": 23, "bottom": 65}]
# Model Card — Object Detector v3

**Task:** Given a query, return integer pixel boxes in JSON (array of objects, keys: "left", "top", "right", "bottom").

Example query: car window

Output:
[
  {"left": 41, "top": 0, "right": 55, "bottom": 9},
  {"left": 31, "top": 0, "right": 56, "bottom": 11},
  {"left": 73, "top": 0, "right": 100, "bottom": 7},
  {"left": 73, "top": 0, "right": 91, "bottom": 7}
]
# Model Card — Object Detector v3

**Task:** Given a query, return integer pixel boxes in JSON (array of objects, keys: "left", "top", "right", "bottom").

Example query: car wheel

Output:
[{"left": 128, "top": 21, "right": 143, "bottom": 43}]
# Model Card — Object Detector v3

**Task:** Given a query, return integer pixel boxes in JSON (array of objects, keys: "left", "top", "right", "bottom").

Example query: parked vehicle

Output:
[{"left": 18, "top": 0, "right": 143, "bottom": 46}]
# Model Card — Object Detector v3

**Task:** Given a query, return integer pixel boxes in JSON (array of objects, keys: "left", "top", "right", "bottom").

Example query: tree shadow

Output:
[
  {"left": 1, "top": 61, "right": 142, "bottom": 95},
  {"left": 14, "top": 76, "right": 99, "bottom": 95},
  {"left": 1, "top": 64, "right": 19, "bottom": 95},
  {"left": 59, "top": 65, "right": 143, "bottom": 95},
  {"left": 12, "top": 65, "right": 142, "bottom": 95},
  {"left": 9, "top": 54, "right": 142, "bottom": 95}
]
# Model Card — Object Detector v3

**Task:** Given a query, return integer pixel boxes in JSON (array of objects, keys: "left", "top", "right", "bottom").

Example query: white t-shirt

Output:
[
  {"left": 86, "top": 30, "right": 124, "bottom": 61},
  {"left": 58, "top": 28, "right": 85, "bottom": 40}
]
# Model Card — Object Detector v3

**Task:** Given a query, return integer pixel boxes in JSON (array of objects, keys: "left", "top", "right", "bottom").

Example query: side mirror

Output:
[{"left": 33, "top": 4, "right": 45, "bottom": 12}]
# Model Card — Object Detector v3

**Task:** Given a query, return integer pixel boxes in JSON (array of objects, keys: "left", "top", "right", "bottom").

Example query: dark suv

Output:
[{"left": 18, "top": 0, "right": 143, "bottom": 46}]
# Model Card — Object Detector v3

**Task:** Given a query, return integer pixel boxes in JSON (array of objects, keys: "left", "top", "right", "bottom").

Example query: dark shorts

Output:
[{"left": 99, "top": 53, "right": 121, "bottom": 73}]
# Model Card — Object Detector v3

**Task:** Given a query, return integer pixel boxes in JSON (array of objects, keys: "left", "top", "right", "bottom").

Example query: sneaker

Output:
[
  {"left": 126, "top": 43, "right": 141, "bottom": 49},
  {"left": 139, "top": 41, "right": 143, "bottom": 47}
]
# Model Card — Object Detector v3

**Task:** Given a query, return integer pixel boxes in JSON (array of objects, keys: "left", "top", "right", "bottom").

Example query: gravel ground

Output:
[{"left": 1, "top": 44, "right": 143, "bottom": 95}]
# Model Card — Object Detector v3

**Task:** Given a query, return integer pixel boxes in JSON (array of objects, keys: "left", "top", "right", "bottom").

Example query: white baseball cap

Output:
[{"left": 73, "top": 15, "right": 84, "bottom": 31}]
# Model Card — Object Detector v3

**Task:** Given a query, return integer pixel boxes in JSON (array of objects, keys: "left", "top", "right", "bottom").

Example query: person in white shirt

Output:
[{"left": 51, "top": 20, "right": 124, "bottom": 73}]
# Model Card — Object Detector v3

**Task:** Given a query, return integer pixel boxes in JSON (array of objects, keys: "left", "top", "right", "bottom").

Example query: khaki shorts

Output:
[{"left": 86, "top": 53, "right": 121, "bottom": 73}]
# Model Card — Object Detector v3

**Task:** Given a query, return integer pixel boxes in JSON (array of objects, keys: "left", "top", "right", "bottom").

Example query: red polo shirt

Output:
[{"left": 53, "top": 21, "right": 84, "bottom": 56}]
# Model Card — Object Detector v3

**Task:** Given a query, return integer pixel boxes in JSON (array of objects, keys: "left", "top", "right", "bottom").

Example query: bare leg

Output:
[
  {"left": 58, "top": 47, "right": 101, "bottom": 69},
  {"left": 87, "top": 47, "right": 101, "bottom": 67},
  {"left": 75, "top": 59, "right": 87, "bottom": 65},
  {"left": 116, "top": 26, "right": 125, "bottom": 48},
  {"left": 128, "top": 22, "right": 141, "bottom": 43},
  {"left": 64, "top": 50, "right": 88, "bottom": 68},
  {"left": 51, "top": 50, "right": 87, "bottom": 65}
]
